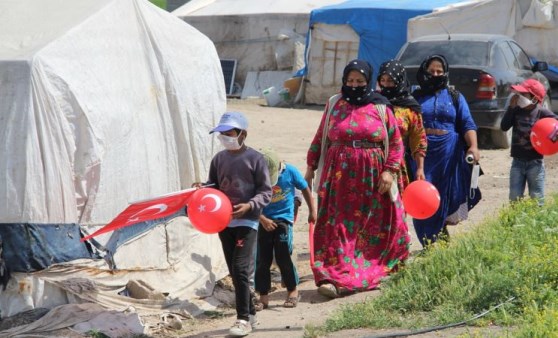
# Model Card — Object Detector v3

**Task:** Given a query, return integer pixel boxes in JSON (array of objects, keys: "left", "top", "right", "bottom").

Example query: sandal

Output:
[
  {"left": 283, "top": 294, "right": 301, "bottom": 308},
  {"left": 254, "top": 301, "right": 268, "bottom": 311}
]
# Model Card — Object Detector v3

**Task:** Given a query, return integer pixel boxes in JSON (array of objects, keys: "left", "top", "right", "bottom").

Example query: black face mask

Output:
[
  {"left": 380, "top": 86, "right": 398, "bottom": 99},
  {"left": 417, "top": 73, "right": 448, "bottom": 92},
  {"left": 342, "top": 85, "right": 370, "bottom": 105}
]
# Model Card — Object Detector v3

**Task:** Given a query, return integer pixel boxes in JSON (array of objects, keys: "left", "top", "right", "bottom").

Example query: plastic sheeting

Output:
[
  {"left": 0, "top": 0, "right": 228, "bottom": 317},
  {"left": 0, "top": 224, "right": 93, "bottom": 272},
  {"left": 173, "top": 0, "right": 345, "bottom": 16},
  {"left": 0, "top": 303, "right": 145, "bottom": 337},
  {"left": 296, "top": 0, "right": 467, "bottom": 104},
  {"left": 408, "top": 0, "right": 558, "bottom": 110},
  {"left": 0, "top": 0, "right": 225, "bottom": 225},
  {"left": 408, "top": 0, "right": 558, "bottom": 66},
  {"left": 0, "top": 217, "right": 228, "bottom": 318},
  {"left": 172, "top": 0, "right": 344, "bottom": 87}
]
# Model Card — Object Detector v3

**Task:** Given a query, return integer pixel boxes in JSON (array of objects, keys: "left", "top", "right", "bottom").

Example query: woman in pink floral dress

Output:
[{"left": 304, "top": 59, "right": 410, "bottom": 298}]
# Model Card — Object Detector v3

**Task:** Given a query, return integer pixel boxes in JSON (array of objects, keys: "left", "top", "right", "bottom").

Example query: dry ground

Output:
[{"left": 177, "top": 99, "right": 558, "bottom": 338}]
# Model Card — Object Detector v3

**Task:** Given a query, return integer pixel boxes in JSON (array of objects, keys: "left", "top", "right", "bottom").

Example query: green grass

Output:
[
  {"left": 149, "top": 0, "right": 167, "bottom": 9},
  {"left": 86, "top": 331, "right": 109, "bottom": 338},
  {"left": 310, "top": 196, "right": 558, "bottom": 337}
]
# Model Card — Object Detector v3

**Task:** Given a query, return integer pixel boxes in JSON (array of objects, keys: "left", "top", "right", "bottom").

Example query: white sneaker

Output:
[
  {"left": 229, "top": 319, "right": 252, "bottom": 336},
  {"left": 249, "top": 314, "right": 258, "bottom": 329}
]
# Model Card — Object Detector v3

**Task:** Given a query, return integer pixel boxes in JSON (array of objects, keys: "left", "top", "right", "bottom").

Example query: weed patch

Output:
[{"left": 313, "top": 197, "right": 558, "bottom": 335}]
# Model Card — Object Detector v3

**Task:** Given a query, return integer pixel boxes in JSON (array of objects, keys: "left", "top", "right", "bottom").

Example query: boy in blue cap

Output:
[{"left": 206, "top": 112, "right": 272, "bottom": 336}]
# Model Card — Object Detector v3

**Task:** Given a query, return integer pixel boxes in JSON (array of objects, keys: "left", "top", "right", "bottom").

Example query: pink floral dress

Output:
[{"left": 307, "top": 98, "right": 410, "bottom": 291}]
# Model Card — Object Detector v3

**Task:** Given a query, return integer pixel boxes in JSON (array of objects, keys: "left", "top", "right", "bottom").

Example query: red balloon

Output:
[
  {"left": 187, "top": 188, "right": 232, "bottom": 234},
  {"left": 530, "top": 118, "right": 558, "bottom": 156},
  {"left": 402, "top": 180, "right": 441, "bottom": 220}
]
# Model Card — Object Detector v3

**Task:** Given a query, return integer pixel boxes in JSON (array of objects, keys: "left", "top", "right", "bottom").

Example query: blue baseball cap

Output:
[{"left": 210, "top": 112, "right": 249, "bottom": 134}]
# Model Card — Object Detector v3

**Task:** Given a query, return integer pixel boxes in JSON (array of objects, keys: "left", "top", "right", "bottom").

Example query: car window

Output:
[
  {"left": 500, "top": 42, "right": 519, "bottom": 69},
  {"left": 491, "top": 43, "right": 509, "bottom": 70},
  {"left": 398, "top": 40, "right": 489, "bottom": 66},
  {"left": 508, "top": 41, "right": 532, "bottom": 70}
]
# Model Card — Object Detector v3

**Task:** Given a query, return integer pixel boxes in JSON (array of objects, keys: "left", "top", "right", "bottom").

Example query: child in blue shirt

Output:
[{"left": 255, "top": 150, "right": 316, "bottom": 309}]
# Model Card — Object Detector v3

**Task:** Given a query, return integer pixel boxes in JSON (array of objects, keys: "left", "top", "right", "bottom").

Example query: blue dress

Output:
[{"left": 413, "top": 89, "right": 478, "bottom": 246}]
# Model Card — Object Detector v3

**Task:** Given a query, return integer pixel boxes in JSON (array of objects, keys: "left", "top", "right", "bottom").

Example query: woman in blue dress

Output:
[{"left": 411, "top": 54, "right": 481, "bottom": 246}]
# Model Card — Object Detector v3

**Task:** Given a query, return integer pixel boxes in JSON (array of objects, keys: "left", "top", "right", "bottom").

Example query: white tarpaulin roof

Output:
[
  {"left": 0, "top": 0, "right": 225, "bottom": 224},
  {"left": 408, "top": 0, "right": 558, "bottom": 65},
  {"left": 173, "top": 0, "right": 345, "bottom": 15},
  {"left": 0, "top": 0, "right": 228, "bottom": 319}
]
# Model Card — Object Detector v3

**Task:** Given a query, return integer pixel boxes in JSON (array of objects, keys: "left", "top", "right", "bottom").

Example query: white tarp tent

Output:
[
  {"left": 172, "top": 0, "right": 345, "bottom": 92},
  {"left": 408, "top": 0, "right": 558, "bottom": 66},
  {"left": 0, "top": 0, "right": 228, "bottom": 320}
]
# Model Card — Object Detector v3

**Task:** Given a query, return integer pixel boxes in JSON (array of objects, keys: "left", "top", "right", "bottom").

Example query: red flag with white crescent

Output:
[{"left": 80, "top": 187, "right": 198, "bottom": 242}]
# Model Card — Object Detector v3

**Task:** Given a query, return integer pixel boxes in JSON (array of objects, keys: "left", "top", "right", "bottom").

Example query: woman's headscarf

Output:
[
  {"left": 377, "top": 60, "right": 422, "bottom": 112},
  {"left": 415, "top": 54, "right": 449, "bottom": 94},
  {"left": 341, "top": 59, "right": 390, "bottom": 106}
]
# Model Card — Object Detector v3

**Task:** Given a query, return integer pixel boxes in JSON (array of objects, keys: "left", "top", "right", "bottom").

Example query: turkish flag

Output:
[{"left": 80, "top": 187, "right": 197, "bottom": 242}]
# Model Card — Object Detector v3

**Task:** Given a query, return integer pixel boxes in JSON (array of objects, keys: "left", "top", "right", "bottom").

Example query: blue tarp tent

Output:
[{"left": 298, "top": 0, "right": 465, "bottom": 104}]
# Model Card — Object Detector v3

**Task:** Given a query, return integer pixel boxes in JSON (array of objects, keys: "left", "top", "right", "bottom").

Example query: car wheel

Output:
[{"left": 491, "top": 128, "right": 512, "bottom": 149}]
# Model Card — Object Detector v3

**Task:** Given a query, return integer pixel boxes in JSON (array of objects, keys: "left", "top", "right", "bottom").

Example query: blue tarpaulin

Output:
[
  {"left": 0, "top": 209, "right": 186, "bottom": 272},
  {"left": 296, "top": 0, "right": 465, "bottom": 79},
  {"left": 0, "top": 224, "right": 94, "bottom": 272}
]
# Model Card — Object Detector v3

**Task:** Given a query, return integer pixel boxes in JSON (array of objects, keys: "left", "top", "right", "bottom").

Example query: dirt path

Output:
[{"left": 181, "top": 99, "right": 558, "bottom": 338}]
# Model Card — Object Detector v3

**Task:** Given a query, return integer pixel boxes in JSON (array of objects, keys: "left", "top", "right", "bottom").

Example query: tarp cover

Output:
[
  {"left": 173, "top": 0, "right": 346, "bottom": 87},
  {"left": 172, "top": 0, "right": 345, "bottom": 15},
  {"left": 408, "top": 0, "right": 558, "bottom": 66},
  {"left": 297, "top": 0, "right": 468, "bottom": 79},
  {"left": 297, "top": 0, "right": 470, "bottom": 103},
  {"left": 0, "top": 0, "right": 228, "bottom": 317},
  {"left": 0, "top": 0, "right": 224, "bottom": 225}
]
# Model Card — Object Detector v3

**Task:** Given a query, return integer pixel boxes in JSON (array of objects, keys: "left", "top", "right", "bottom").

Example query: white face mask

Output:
[
  {"left": 517, "top": 94, "right": 535, "bottom": 108},
  {"left": 217, "top": 134, "right": 243, "bottom": 150}
]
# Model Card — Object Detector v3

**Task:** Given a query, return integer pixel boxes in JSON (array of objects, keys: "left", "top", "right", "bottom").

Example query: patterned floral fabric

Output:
[
  {"left": 393, "top": 106, "right": 427, "bottom": 188},
  {"left": 306, "top": 98, "right": 410, "bottom": 291}
]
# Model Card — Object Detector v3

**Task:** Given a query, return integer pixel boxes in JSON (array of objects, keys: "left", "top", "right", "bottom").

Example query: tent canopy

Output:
[
  {"left": 408, "top": 0, "right": 558, "bottom": 108},
  {"left": 298, "top": 0, "right": 470, "bottom": 77},
  {"left": 173, "top": 0, "right": 344, "bottom": 16},
  {"left": 298, "top": 0, "right": 468, "bottom": 103},
  {"left": 173, "top": 0, "right": 345, "bottom": 90},
  {"left": 408, "top": 0, "right": 558, "bottom": 64},
  {"left": 0, "top": 0, "right": 224, "bottom": 226},
  {"left": 0, "top": 0, "right": 228, "bottom": 318}
]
